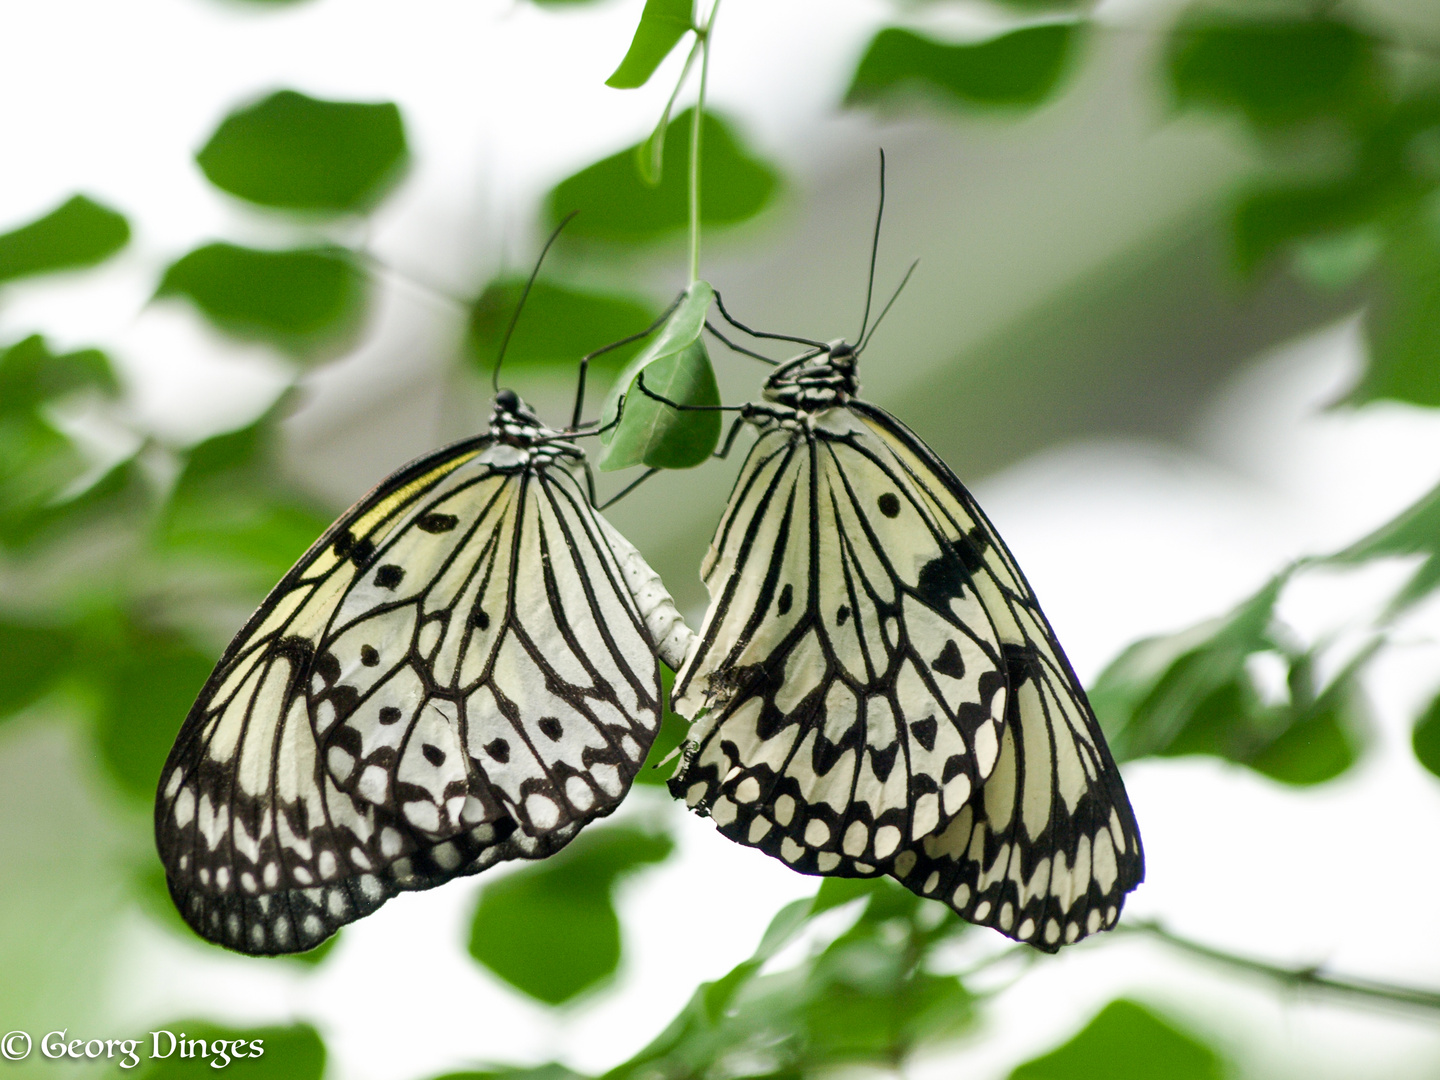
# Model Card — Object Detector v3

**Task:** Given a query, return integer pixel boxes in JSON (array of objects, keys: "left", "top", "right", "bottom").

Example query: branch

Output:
[{"left": 1129, "top": 921, "right": 1440, "bottom": 1013}]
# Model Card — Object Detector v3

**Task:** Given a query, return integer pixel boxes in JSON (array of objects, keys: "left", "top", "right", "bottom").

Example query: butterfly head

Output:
[
  {"left": 762, "top": 339, "right": 860, "bottom": 412},
  {"left": 489, "top": 388, "right": 551, "bottom": 444}
]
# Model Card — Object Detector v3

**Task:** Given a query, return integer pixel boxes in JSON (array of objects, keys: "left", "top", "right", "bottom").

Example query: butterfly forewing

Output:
[
  {"left": 156, "top": 433, "right": 671, "bottom": 955},
  {"left": 671, "top": 408, "right": 1011, "bottom": 875}
]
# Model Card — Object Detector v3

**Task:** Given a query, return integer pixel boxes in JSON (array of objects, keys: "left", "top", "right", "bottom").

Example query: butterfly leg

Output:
[{"left": 569, "top": 296, "right": 683, "bottom": 429}]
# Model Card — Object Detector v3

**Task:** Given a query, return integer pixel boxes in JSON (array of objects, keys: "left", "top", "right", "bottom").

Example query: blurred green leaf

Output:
[
  {"left": 0, "top": 454, "right": 150, "bottom": 552},
  {"left": 468, "top": 824, "right": 673, "bottom": 1004},
  {"left": 1010, "top": 999, "right": 1223, "bottom": 1080},
  {"left": 844, "top": 25, "right": 1078, "bottom": 110},
  {"left": 197, "top": 90, "right": 407, "bottom": 212},
  {"left": 1092, "top": 574, "right": 1367, "bottom": 783},
  {"left": 600, "top": 282, "right": 720, "bottom": 471},
  {"left": 1165, "top": 13, "right": 1378, "bottom": 130},
  {"left": 1331, "top": 476, "right": 1440, "bottom": 611},
  {"left": 1291, "top": 226, "right": 1383, "bottom": 289},
  {"left": 126, "top": 1021, "right": 324, "bottom": 1080},
  {"left": 606, "top": 0, "right": 693, "bottom": 90},
  {"left": 545, "top": 109, "right": 779, "bottom": 244},
  {"left": 158, "top": 243, "right": 367, "bottom": 357},
  {"left": 91, "top": 620, "right": 215, "bottom": 802},
  {"left": 0, "top": 195, "right": 129, "bottom": 284},
  {"left": 0, "top": 617, "right": 76, "bottom": 723},
  {"left": 1354, "top": 205, "right": 1440, "bottom": 408},
  {"left": 467, "top": 279, "right": 658, "bottom": 378},
  {"left": 1412, "top": 691, "right": 1440, "bottom": 779},
  {"left": 0, "top": 334, "right": 119, "bottom": 417},
  {"left": 1232, "top": 175, "right": 1394, "bottom": 275},
  {"left": 163, "top": 409, "right": 334, "bottom": 581}
]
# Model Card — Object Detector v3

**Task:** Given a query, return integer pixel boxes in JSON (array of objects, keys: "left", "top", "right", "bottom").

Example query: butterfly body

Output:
[
  {"left": 156, "top": 392, "right": 688, "bottom": 955},
  {"left": 670, "top": 340, "right": 1143, "bottom": 951}
]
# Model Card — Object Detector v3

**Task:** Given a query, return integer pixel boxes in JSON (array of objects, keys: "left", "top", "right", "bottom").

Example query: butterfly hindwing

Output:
[{"left": 156, "top": 433, "right": 668, "bottom": 955}]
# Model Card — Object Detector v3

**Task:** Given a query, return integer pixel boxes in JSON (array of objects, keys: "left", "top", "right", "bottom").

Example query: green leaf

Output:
[
  {"left": 1232, "top": 175, "right": 1394, "bottom": 275},
  {"left": 158, "top": 243, "right": 367, "bottom": 358},
  {"left": 1165, "top": 14, "right": 1378, "bottom": 130},
  {"left": 1091, "top": 573, "right": 1367, "bottom": 784},
  {"left": 545, "top": 109, "right": 780, "bottom": 244},
  {"left": 599, "top": 282, "right": 719, "bottom": 471},
  {"left": 0, "top": 617, "right": 76, "bottom": 724},
  {"left": 635, "top": 664, "right": 689, "bottom": 786},
  {"left": 606, "top": 0, "right": 693, "bottom": 90},
  {"left": 0, "top": 454, "right": 150, "bottom": 552},
  {"left": 1009, "top": 999, "right": 1224, "bottom": 1080},
  {"left": 91, "top": 623, "right": 215, "bottom": 802},
  {"left": 127, "top": 1021, "right": 324, "bottom": 1080},
  {"left": 844, "top": 25, "right": 1078, "bottom": 110},
  {"left": 1353, "top": 206, "right": 1440, "bottom": 408},
  {"left": 197, "top": 90, "right": 407, "bottom": 212},
  {"left": 467, "top": 279, "right": 658, "bottom": 377},
  {"left": 1331, "top": 475, "right": 1440, "bottom": 611},
  {"left": 468, "top": 825, "right": 673, "bottom": 1004},
  {"left": 429, "top": 1068, "right": 586, "bottom": 1080},
  {"left": 162, "top": 409, "right": 334, "bottom": 581},
  {"left": 1412, "top": 692, "right": 1440, "bottom": 780},
  {"left": 0, "top": 195, "right": 129, "bottom": 284},
  {"left": 0, "top": 334, "right": 119, "bottom": 417}
]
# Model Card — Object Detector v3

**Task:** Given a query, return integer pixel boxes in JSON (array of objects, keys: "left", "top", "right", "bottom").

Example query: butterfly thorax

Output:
[
  {"left": 486, "top": 388, "right": 581, "bottom": 469},
  {"left": 761, "top": 339, "right": 859, "bottom": 413}
]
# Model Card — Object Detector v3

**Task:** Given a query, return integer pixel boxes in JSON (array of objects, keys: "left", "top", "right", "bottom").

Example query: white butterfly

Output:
[
  {"left": 666, "top": 319, "right": 1143, "bottom": 951},
  {"left": 155, "top": 389, "right": 691, "bottom": 954}
]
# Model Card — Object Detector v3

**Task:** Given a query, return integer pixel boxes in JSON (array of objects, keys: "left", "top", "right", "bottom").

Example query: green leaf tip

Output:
[
  {"left": 845, "top": 24, "right": 1079, "bottom": 111},
  {"left": 1010, "top": 998, "right": 1225, "bottom": 1080},
  {"left": 599, "top": 281, "right": 720, "bottom": 471},
  {"left": 197, "top": 89, "right": 408, "bottom": 213},
  {"left": 606, "top": 0, "right": 694, "bottom": 89},
  {"left": 0, "top": 195, "right": 129, "bottom": 285}
]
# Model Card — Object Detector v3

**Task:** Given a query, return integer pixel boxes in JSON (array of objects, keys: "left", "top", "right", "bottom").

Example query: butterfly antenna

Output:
[
  {"left": 492, "top": 211, "right": 577, "bottom": 393},
  {"left": 856, "top": 148, "right": 886, "bottom": 346},
  {"left": 858, "top": 258, "right": 918, "bottom": 354}
]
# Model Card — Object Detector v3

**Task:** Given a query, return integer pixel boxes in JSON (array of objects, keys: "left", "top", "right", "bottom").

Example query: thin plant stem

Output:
[
  {"left": 1130, "top": 921, "right": 1440, "bottom": 1014},
  {"left": 689, "top": 0, "right": 720, "bottom": 285}
]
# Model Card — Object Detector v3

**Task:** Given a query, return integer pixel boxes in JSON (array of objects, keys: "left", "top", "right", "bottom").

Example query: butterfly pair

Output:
[{"left": 155, "top": 204, "right": 1142, "bottom": 959}]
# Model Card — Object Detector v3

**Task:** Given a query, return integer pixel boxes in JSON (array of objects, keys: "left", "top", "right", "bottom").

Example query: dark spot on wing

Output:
[
  {"left": 350, "top": 537, "right": 376, "bottom": 568},
  {"left": 910, "top": 717, "right": 937, "bottom": 753},
  {"left": 485, "top": 738, "right": 510, "bottom": 763},
  {"left": 777, "top": 583, "right": 793, "bottom": 616},
  {"left": 375, "top": 564, "right": 404, "bottom": 589},
  {"left": 878, "top": 492, "right": 901, "bottom": 518},
  {"left": 538, "top": 717, "right": 563, "bottom": 741},
  {"left": 932, "top": 639, "right": 965, "bottom": 680},
  {"left": 418, "top": 512, "right": 458, "bottom": 533},
  {"left": 917, "top": 551, "right": 972, "bottom": 608},
  {"left": 316, "top": 652, "right": 341, "bottom": 685},
  {"left": 870, "top": 743, "right": 899, "bottom": 782},
  {"left": 1004, "top": 644, "right": 1039, "bottom": 687},
  {"left": 332, "top": 530, "right": 354, "bottom": 558},
  {"left": 471, "top": 608, "right": 490, "bottom": 630},
  {"left": 836, "top": 604, "right": 850, "bottom": 625},
  {"left": 360, "top": 644, "right": 380, "bottom": 667},
  {"left": 942, "top": 754, "right": 967, "bottom": 783},
  {"left": 422, "top": 743, "right": 446, "bottom": 766},
  {"left": 379, "top": 706, "right": 402, "bottom": 725}
]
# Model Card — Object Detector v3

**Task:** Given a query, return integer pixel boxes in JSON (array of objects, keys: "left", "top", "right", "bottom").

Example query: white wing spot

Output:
[
  {"left": 173, "top": 788, "right": 195, "bottom": 828},
  {"left": 404, "top": 801, "right": 441, "bottom": 832},
  {"left": 748, "top": 817, "right": 772, "bottom": 843},
  {"left": 817, "top": 852, "right": 840, "bottom": 871},
  {"left": 1018, "top": 918, "right": 1036, "bottom": 940},
  {"left": 893, "top": 850, "right": 917, "bottom": 879},
  {"left": 803, "top": 819, "right": 830, "bottom": 846},
  {"left": 734, "top": 776, "right": 761, "bottom": 803},
  {"left": 780, "top": 837, "right": 804, "bottom": 863},
  {"left": 873, "top": 825, "right": 901, "bottom": 859},
  {"left": 843, "top": 821, "right": 868, "bottom": 856},
  {"left": 711, "top": 796, "right": 738, "bottom": 827},
  {"left": 952, "top": 883, "right": 970, "bottom": 909},
  {"left": 774, "top": 794, "right": 795, "bottom": 826}
]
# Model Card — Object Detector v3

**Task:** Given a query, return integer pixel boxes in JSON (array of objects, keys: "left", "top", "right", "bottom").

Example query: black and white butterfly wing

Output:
[
  {"left": 156, "top": 435, "right": 676, "bottom": 955},
  {"left": 849, "top": 403, "right": 1142, "bottom": 950},
  {"left": 670, "top": 407, "right": 1011, "bottom": 872},
  {"left": 669, "top": 402, "right": 1142, "bottom": 948}
]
